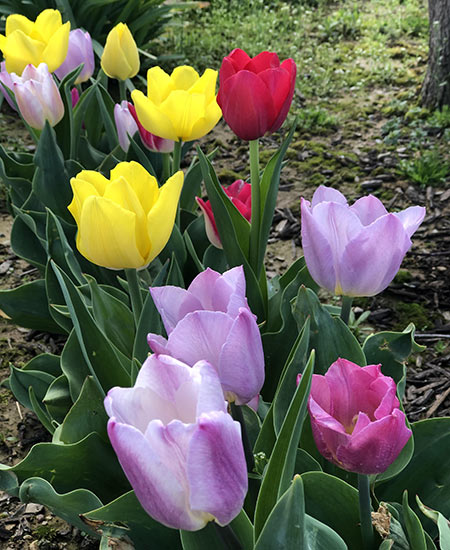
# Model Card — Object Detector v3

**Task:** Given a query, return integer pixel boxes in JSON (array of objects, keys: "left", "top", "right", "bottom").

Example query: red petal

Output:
[
  {"left": 244, "top": 51, "right": 280, "bottom": 73},
  {"left": 267, "top": 59, "right": 297, "bottom": 133}
]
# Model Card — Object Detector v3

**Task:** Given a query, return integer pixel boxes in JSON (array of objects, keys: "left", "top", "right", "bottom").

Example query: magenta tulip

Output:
[
  {"left": 196, "top": 179, "right": 251, "bottom": 248},
  {"left": 303, "top": 358, "right": 412, "bottom": 474},
  {"left": 217, "top": 48, "right": 296, "bottom": 141},
  {"left": 54, "top": 29, "right": 94, "bottom": 84},
  {"left": 300, "top": 186, "right": 425, "bottom": 297},
  {"left": 105, "top": 354, "right": 247, "bottom": 530},
  {"left": 148, "top": 266, "right": 264, "bottom": 408}
]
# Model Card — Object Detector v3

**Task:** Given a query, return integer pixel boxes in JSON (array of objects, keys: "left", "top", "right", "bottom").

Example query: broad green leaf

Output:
[
  {"left": 22, "top": 353, "right": 61, "bottom": 377},
  {"left": 43, "top": 374, "right": 73, "bottom": 423},
  {"left": 9, "top": 365, "right": 54, "bottom": 412},
  {"left": 10, "top": 210, "right": 47, "bottom": 268},
  {"left": 133, "top": 290, "right": 162, "bottom": 363},
  {"left": 416, "top": 497, "right": 450, "bottom": 550},
  {"left": 402, "top": 491, "right": 427, "bottom": 550},
  {"left": 60, "top": 329, "right": 97, "bottom": 401}
]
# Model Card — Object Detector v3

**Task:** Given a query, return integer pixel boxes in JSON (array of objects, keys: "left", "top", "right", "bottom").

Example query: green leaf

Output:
[
  {"left": 10, "top": 215, "right": 47, "bottom": 268},
  {"left": 9, "top": 365, "right": 54, "bottom": 412},
  {"left": 292, "top": 286, "right": 366, "bottom": 374},
  {"left": 85, "top": 490, "right": 181, "bottom": 550},
  {"left": 19, "top": 477, "right": 103, "bottom": 536},
  {"left": 28, "top": 386, "right": 54, "bottom": 434},
  {"left": 45, "top": 260, "right": 74, "bottom": 333},
  {"left": 416, "top": 496, "right": 450, "bottom": 550},
  {"left": 133, "top": 289, "right": 162, "bottom": 363},
  {"left": 95, "top": 84, "right": 118, "bottom": 151},
  {"left": 402, "top": 491, "right": 427, "bottom": 550},
  {"left": 43, "top": 375, "right": 73, "bottom": 423},
  {"left": 23, "top": 353, "right": 61, "bottom": 377},
  {"left": 254, "top": 351, "right": 314, "bottom": 539}
]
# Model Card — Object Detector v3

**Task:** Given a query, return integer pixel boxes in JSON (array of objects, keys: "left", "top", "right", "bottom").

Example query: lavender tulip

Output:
[
  {"left": 114, "top": 101, "right": 138, "bottom": 151},
  {"left": 0, "top": 62, "right": 16, "bottom": 110},
  {"left": 105, "top": 354, "right": 248, "bottom": 531},
  {"left": 54, "top": 29, "right": 94, "bottom": 84},
  {"left": 148, "top": 266, "right": 265, "bottom": 408},
  {"left": 303, "top": 358, "right": 412, "bottom": 474},
  {"left": 301, "top": 185, "right": 425, "bottom": 297},
  {"left": 10, "top": 63, "right": 64, "bottom": 129}
]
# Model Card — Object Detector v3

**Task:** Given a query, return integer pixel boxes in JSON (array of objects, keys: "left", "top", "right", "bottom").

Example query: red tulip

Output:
[
  {"left": 196, "top": 179, "right": 251, "bottom": 248},
  {"left": 217, "top": 49, "right": 296, "bottom": 141}
]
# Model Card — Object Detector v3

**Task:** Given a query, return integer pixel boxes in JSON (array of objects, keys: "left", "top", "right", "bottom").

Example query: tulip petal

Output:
[
  {"left": 136, "top": 354, "right": 192, "bottom": 401},
  {"left": 227, "top": 48, "right": 252, "bottom": 71},
  {"left": 171, "top": 65, "right": 199, "bottom": 91},
  {"left": 42, "top": 21, "right": 70, "bottom": 72},
  {"left": 218, "top": 70, "right": 275, "bottom": 141},
  {"left": 244, "top": 51, "right": 280, "bottom": 73},
  {"left": 13, "top": 81, "right": 45, "bottom": 129},
  {"left": 150, "top": 285, "right": 202, "bottom": 334},
  {"left": 186, "top": 267, "right": 222, "bottom": 309},
  {"left": 146, "top": 66, "right": 174, "bottom": 104},
  {"left": 213, "top": 265, "right": 248, "bottom": 317},
  {"left": 219, "top": 308, "right": 264, "bottom": 404},
  {"left": 262, "top": 59, "right": 296, "bottom": 133},
  {"left": 68, "top": 177, "right": 100, "bottom": 225},
  {"left": 77, "top": 196, "right": 145, "bottom": 269},
  {"left": 34, "top": 9, "right": 62, "bottom": 40},
  {"left": 146, "top": 170, "right": 183, "bottom": 262},
  {"left": 350, "top": 195, "right": 388, "bottom": 226},
  {"left": 73, "top": 170, "right": 109, "bottom": 195},
  {"left": 394, "top": 205, "right": 426, "bottom": 238},
  {"left": 4, "top": 31, "right": 44, "bottom": 74},
  {"left": 218, "top": 57, "right": 238, "bottom": 88},
  {"left": 188, "top": 99, "right": 222, "bottom": 141},
  {"left": 340, "top": 213, "right": 411, "bottom": 296},
  {"left": 188, "top": 411, "right": 247, "bottom": 525},
  {"left": 160, "top": 90, "right": 206, "bottom": 141},
  {"left": 197, "top": 197, "right": 222, "bottom": 248},
  {"left": 194, "top": 361, "right": 227, "bottom": 416},
  {"left": 6, "top": 14, "right": 33, "bottom": 36},
  {"left": 188, "top": 68, "right": 217, "bottom": 102},
  {"left": 110, "top": 161, "right": 159, "bottom": 215},
  {"left": 311, "top": 185, "right": 348, "bottom": 208},
  {"left": 132, "top": 89, "right": 178, "bottom": 141},
  {"left": 119, "top": 24, "right": 139, "bottom": 78}
]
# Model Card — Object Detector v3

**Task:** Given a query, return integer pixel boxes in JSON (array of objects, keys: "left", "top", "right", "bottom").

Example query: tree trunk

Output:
[{"left": 421, "top": 0, "right": 450, "bottom": 109}]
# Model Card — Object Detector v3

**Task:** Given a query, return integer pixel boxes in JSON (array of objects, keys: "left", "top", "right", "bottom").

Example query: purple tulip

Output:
[
  {"left": 303, "top": 358, "right": 412, "bottom": 474},
  {"left": 301, "top": 185, "right": 425, "bottom": 297},
  {"left": 105, "top": 354, "right": 248, "bottom": 531},
  {"left": 54, "top": 29, "right": 95, "bottom": 84},
  {"left": 10, "top": 63, "right": 64, "bottom": 129},
  {"left": 148, "top": 266, "right": 264, "bottom": 408},
  {"left": 114, "top": 100, "right": 139, "bottom": 151},
  {"left": 0, "top": 62, "right": 17, "bottom": 110}
]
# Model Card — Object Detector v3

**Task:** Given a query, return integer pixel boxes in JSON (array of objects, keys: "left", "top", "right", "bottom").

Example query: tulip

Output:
[
  {"left": 303, "top": 358, "right": 412, "bottom": 474},
  {"left": 300, "top": 186, "right": 426, "bottom": 297},
  {"left": 114, "top": 101, "right": 138, "bottom": 151},
  {"left": 128, "top": 103, "right": 174, "bottom": 153},
  {"left": 101, "top": 23, "right": 139, "bottom": 81},
  {"left": 71, "top": 87, "right": 79, "bottom": 108},
  {"left": 10, "top": 63, "right": 64, "bottom": 129},
  {"left": 148, "top": 266, "right": 264, "bottom": 407},
  {"left": 131, "top": 65, "right": 222, "bottom": 142},
  {"left": 68, "top": 161, "right": 183, "bottom": 270},
  {"left": 0, "top": 61, "right": 17, "bottom": 110},
  {"left": 196, "top": 179, "right": 251, "bottom": 248},
  {"left": 105, "top": 354, "right": 248, "bottom": 530},
  {"left": 54, "top": 29, "right": 94, "bottom": 84},
  {"left": 0, "top": 9, "right": 70, "bottom": 75},
  {"left": 217, "top": 49, "right": 296, "bottom": 141}
]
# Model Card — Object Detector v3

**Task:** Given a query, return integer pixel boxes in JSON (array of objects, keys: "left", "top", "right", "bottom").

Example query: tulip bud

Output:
[
  {"left": 10, "top": 63, "right": 64, "bottom": 129},
  {"left": 105, "top": 354, "right": 248, "bottom": 530},
  {"left": 68, "top": 161, "right": 183, "bottom": 270},
  {"left": 301, "top": 185, "right": 426, "bottom": 297},
  {"left": 54, "top": 29, "right": 95, "bottom": 84},
  {"left": 147, "top": 265, "right": 264, "bottom": 408},
  {"left": 217, "top": 49, "right": 296, "bottom": 141},
  {"left": 196, "top": 180, "right": 251, "bottom": 249},
  {"left": 302, "top": 358, "right": 412, "bottom": 474},
  {"left": 131, "top": 65, "right": 222, "bottom": 142},
  {"left": 0, "top": 9, "right": 70, "bottom": 75},
  {"left": 101, "top": 23, "right": 139, "bottom": 81},
  {"left": 114, "top": 101, "right": 138, "bottom": 151}
]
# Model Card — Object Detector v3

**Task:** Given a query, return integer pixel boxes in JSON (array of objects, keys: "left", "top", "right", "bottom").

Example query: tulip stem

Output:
[
  {"left": 125, "top": 269, "right": 143, "bottom": 326},
  {"left": 340, "top": 295, "right": 353, "bottom": 325},
  {"left": 172, "top": 140, "right": 182, "bottom": 175},
  {"left": 249, "top": 138, "right": 261, "bottom": 274},
  {"left": 119, "top": 79, "right": 127, "bottom": 103},
  {"left": 213, "top": 522, "right": 243, "bottom": 550},
  {"left": 358, "top": 474, "right": 375, "bottom": 550},
  {"left": 230, "top": 403, "right": 255, "bottom": 473}
]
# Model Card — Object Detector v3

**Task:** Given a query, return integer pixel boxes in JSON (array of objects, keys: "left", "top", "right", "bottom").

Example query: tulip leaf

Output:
[
  {"left": 95, "top": 84, "right": 118, "bottom": 150},
  {"left": 43, "top": 374, "right": 73, "bottom": 423},
  {"left": 23, "top": 353, "right": 62, "bottom": 377},
  {"left": 10, "top": 215, "right": 47, "bottom": 269},
  {"left": 416, "top": 496, "right": 450, "bottom": 550},
  {"left": 86, "top": 490, "right": 181, "bottom": 550},
  {"left": 254, "top": 402, "right": 277, "bottom": 461},
  {"left": 301, "top": 471, "right": 362, "bottom": 549},
  {"left": 19, "top": 477, "right": 102, "bottom": 537},
  {"left": 9, "top": 365, "right": 55, "bottom": 413},
  {"left": 60, "top": 329, "right": 91, "bottom": 402},
  {"left": 184, "top": 230, "right": 205, "bottom": 273},
  {"left": 292, "top": 286, "right": 366, "bottom": 374},
  {"left": 159, "top": 224, "right": 188, "bottom": 272},
  {"left": 33, "top": 122, "right": 73, "bottom": 222},
  {"left": 46, "top": 260, "right": 74, "bottom": 333},
  {"left": 133, "top": 290, "right": 162, "bottom": 364},
  {"left": 376, "top": 418, "right": 450, "bottom": 538},
  {"left": 72, "top": 81, "right": 99, "bottom": 159},
  {"left": 362, "top": 323, "right": 425, "bottom": 399},
  {"left": 254, "top": 350, "right": 314, "bottom": 539},
  {"left": 402, "top": 491, "right": 427, "bottom": 550},
  {"left": 203, "top": 244, "right": 228, "bottom": 272},
  {"left": 0, "top": 145, "right": 34, "bottom": 179},
  {"left": 294, "top": 449, "right": 322, "bottom": 475},
  {"left": 0, "top": 154, "right": 32, "bottom": 209},
  {"left": 59, "top": 376, "right": 108, "bottom": 444},
  {"left": 55, "top": 65, "right": 84, "bottom": 158},
  {"left": 127, "top": 135, "right": 157, "bottom": 177}
]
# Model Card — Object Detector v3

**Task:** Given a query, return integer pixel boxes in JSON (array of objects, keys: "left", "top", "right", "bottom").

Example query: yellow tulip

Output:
[
  {"left": 68, "top": 162, "right": 183, "bottom": 270},
  {"left": 131, "top": 65, "right": 222, "bottom": 142},
  {"left": 101, "top": 23, "right": 139, "bottom": 81},
  {"left": 0, "top": 9, "right": 70, "bottom": 75}
]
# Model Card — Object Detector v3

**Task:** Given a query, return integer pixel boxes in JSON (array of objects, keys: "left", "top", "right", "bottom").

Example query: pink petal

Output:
[
  {"left": 186, "top": 268, "right": 222, "bottom": 310},
  {"left": 350, "top": 195, "right": 388, "bottom": 225},
  {"left": 150, "top": 285, "right": 202, "bottom": 334},
  {"left": 194, "top": 361, "right": 228, "bottom": 416},
  {"left": 394, "top": 206, "right": 426, "bottom": 238},
  {"left": 197, "top": 197, "right": 222, "bottom": 248},
  {"left": 212, "top": 265, "right": 248, "bottom": 317},
  {"left": 311, "top": 185, "right": 347, "bottom": 208},
  {"left": 266, "top": 59, "right": 297, "bottom": 133},
  {"left": 244, "top": 51, "right": 280, "bottom": 73}
]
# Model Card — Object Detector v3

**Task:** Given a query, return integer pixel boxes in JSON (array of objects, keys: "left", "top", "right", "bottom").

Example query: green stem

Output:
[
  {"left": 230, "top": 403, "right": 255, "bottom": 473},
  {"left": 249, "top": 139, "right": 261, "bottom": 274},
  {"left": 340, "top": 295, "right": 353, "bottom": 325},
  {"left": 162, "top": 152, "right": 171, "bottom": 183},
  {"left": 124, "top": 269, "right": 143, "bottom": 326},
  {"left": 358, "top": 474, "right": 374, "bottom": 550},
  {"left": 213, "top": 522, "right": 243, "bottom": 550},
  {"left": 118, "top": 79, "right": 127, "bottom": 103},
  {"left": 172, "top": 139, "right": 182, "bottom": 175}
]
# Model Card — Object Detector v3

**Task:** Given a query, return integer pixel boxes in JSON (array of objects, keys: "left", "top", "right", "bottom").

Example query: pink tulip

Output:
[
  {"left": 54, "top": 29, "right": 94, "bottom": 84},
  {"left": 301, "top": 185, "right": 425, "bottom": 297},
  {"left": 10, "top": 63, "right": 64, "bottom": 129},
  {"left": 196, "top": 179, "right": 251, "bottom": 248},
  {"left": 0, "top": 61, "right": 16, "bottom": 110},
  {"left": 114, "top": 100, "right": 139, "bottom": 151},
  {"left": 303, "top": 358, "right": 412, "bottom": 474},
  {"left": 105, "top": 354, "right": 247, "bottom": 531},
  {"left": 148, "top": 266, "right": 264, "bottom": 408}
]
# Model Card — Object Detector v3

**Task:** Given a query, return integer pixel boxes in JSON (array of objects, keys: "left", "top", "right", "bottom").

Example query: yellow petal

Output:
[
  {"left": 147, "top": 66, "right": 173, "bottom": 105},
  {"left": 42, "top": 21, "right": 70, "bottom": 72},
  {"left": 146, "top": 171, "right": 183, "bottom": 263},
  {"left": 104, "top": 176, "right": 150, "bottom": 258},
  {"left": 68, "top": 177, "right": 100, "bottom": 225},
  {"left": 0, "top": 35, "right": 6, "bottom": 51},
  {"left": 73, "top": 170, "right": 109, "bottom": 195},
  {"left": 160, "top": 90, "right": 205, "bottom": 142},
  {"left": 118, "top": 24, "right": 139, "bottom": 78},
  {"left": 188, "top": 99, "right": 222, "bottom": 141},
  {"left": 33, "top": 9, "right": 62, "bottom": 41},
  {"left": 171, "top": 65, "right": 199, "bottom": 91},
  {"left": 3, "top": 30, "right": 44, "bottom": 74},
  {"left": 77, "top": 196, "right": 145, "bottom": 269},
  {"left": 5, "top": 14, "right": 34, "bottom": 37},
  {"left": 110, "top": 161, "right": 159, "bottom": 214},
  {"left": 131, "top": 89, "right": 178, "bottom": 141},
  {"left": 189, "top": 68, "right": 218, "bottom": 103}
]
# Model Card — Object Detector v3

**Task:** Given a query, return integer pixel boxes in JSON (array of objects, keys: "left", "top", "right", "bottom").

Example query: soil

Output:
[{"left": 0, "top": 11, "right": 450, "bottom": 550}]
